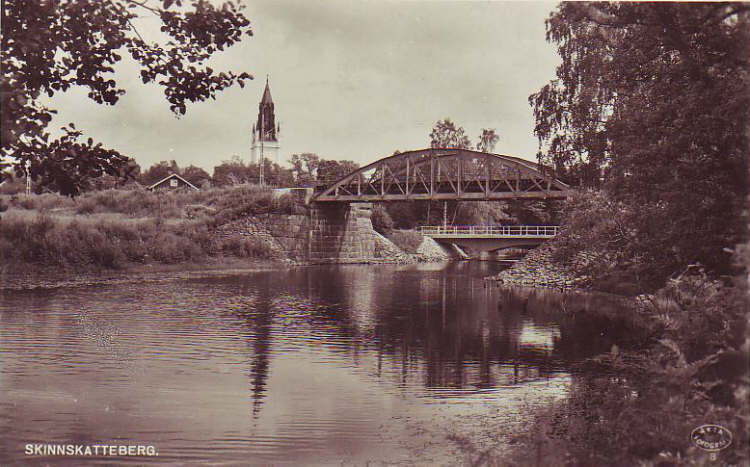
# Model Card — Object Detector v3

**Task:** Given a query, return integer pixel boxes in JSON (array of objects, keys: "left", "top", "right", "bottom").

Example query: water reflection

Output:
[{"left": 0, "top": 262, "right": 636, "bottom": 464}]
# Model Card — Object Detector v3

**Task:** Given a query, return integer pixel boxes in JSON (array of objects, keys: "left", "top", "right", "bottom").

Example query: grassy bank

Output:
[{"left": 0, "top": 186, "right": 297, "bottom": 271}]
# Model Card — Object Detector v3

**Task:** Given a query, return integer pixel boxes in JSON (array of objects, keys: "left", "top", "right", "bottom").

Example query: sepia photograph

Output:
[{"left": 1, "top": 1, "right": 748, "bottom": 465}]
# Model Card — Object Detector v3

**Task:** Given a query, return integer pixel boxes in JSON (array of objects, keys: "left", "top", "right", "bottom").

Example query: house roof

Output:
[{"left": 147, "top": 173, "right": 199, "bottom": 191}]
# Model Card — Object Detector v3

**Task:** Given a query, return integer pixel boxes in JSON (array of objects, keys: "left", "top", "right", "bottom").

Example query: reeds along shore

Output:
[{"left": 0, "top": 186, "right": 295, "bottom": 270}]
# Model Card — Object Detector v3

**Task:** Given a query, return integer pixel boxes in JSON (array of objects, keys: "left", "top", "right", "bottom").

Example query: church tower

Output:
[{"left": 250, "top": 77, "right": 280, "bottom": 165}]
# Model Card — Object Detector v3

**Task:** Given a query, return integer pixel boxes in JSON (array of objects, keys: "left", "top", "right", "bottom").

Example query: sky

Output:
[{"left": 43, "top": 0, "right": 562, "bottom": 173}]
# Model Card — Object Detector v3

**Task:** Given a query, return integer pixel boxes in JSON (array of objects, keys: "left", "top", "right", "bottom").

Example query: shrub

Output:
[
  {"left": 75, "top": 197, "right": 98, "bottom": 215},
  {"left": 371, "top": 205, "right": 394, "bottom": 234},
  {"left": 220, "top": 235, "right": 275, "bottom": 259},
  {"left": 512, "top": 256, "right": 749, "bottom": 466}
]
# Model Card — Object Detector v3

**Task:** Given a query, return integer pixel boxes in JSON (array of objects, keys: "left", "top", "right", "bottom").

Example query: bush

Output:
[
  {"left": 220, "top": 235, "right": 275, "bottom": 259},
  {"left": 371, "top": 205, "right": 394, "bottom": 234},
  {"left": 512, "top": 257, "right": 749, "bottom": 466},
  {"left": 0, "top": 184, "right": 299, "bottom": 270}
]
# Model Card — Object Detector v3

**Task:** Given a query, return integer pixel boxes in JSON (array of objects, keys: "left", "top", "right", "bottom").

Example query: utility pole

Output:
[
  {"left": 25, "top": 160, "right": 31, "bottom": 196},
  {"left": 259, "top": 107, "right": 265, "bottom": 186}
]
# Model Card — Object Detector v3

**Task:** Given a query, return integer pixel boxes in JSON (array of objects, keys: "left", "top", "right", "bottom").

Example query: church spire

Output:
[
  {"left": 260, "top": 75, "right": 273, "bottom": 105},
  {"left": 256, "top": 75, "right": 277, "bottom": 142}
]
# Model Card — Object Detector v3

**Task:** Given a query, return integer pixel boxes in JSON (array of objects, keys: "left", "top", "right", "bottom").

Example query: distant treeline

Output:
[{"left": 0, "top": 153, "right": 360, "bottom": 194}]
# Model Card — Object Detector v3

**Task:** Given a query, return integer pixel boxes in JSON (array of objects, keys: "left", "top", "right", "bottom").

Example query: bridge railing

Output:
[{"left": 418, "top": 225, "right": 559, "bottom": 237}]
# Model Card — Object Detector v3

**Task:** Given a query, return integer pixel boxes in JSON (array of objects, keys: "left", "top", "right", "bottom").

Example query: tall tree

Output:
[
  {"left": 476, "top": 128, "right": 499, "bottom": 153},
  {"left": 531, "top": 2, "right": 750, "bottom": 276},
  {"left": 181, "top": 165, "right": 211, "bottom": 187},
  {"left": 429, "top": 119, "right": 471, "bottom": 149},
  {"left": 212, "top": 156, "right": 252, "bottom": 186},
  {"left": 289, "top": 153, "right": 321, "bottom": 186},
  {"left": 2, "top": 0, "right": 253, "bottom": 196},
  {"left": 317, "top": 159, "right": 359, "bottom": 184}
]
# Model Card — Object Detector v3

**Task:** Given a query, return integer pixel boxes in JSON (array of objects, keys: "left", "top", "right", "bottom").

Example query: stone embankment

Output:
[
  {"left": 489, "top": 243, "right": 592, "bottom": 290},
  {"left": 214, "top": 213, "right": 307, "bottom": 262},
  {"left": 214, "top": 210, "right": 456, "bottom": 264},
  {"left": 415, "top": 235, "right": 455, "bottom": 261}
]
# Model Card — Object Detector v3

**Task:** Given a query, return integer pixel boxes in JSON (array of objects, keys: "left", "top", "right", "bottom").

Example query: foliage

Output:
[
  {"left": 1, "top": 184, "right": 297, "bottom": 222},
  {"left": 220, "top": 235, "right": 275, "bottom": 259},
  {"left": 180, "top": 165, "right": 210, "bottom": 187},
  {"left": 531, "top": 3, "right": 750, "bottom": 279},
  {"left": 2, "top": 0, "right": 253, "bottom": 196},
  {"left": 551, "top": 189, "right": 747, "bottom": 291},
  {"left": 212, "top": 156, "right": 293, "bottom": 187},
  {"left": 289, "top": 153, "right": 320, "bottom": 186},
  {"left": 429, "top": 119, "right": 471, "bottom": 149},
  {"left": 212, "top": 156, "right": 252, "bottom": 185},
  {"left": 475, "top": 128, "right": 499, "bottom": 153},
  {"left": 514, "top": 256, "right": 749, "bottom": 466},
  {"left": 370, "top": 204, "right": 394, "bottom": 234},
  {"left": 316, "top": 159, "right": 359, "bottom": 184},
  {"left": 0, "top": 186, "right": 295, "bottom": 269},
  {"left": 142, "top": 160, "right": 181, "bottom": 186},
  {"left": 288, "top": 153, "right": 359, "bottom": 187}
]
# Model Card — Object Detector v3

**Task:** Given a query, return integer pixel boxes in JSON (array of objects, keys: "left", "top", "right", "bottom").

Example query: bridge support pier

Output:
[{"left": 308, "top": 203, "right": 376, "bottom": 262}]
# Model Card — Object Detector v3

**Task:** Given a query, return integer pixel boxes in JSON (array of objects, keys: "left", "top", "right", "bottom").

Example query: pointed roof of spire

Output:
[{"left": 260, "top": 75, "right": 273, "bottom": 105}]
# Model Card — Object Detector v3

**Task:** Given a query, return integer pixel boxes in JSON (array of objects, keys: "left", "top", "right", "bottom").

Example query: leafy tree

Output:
[
  {"left": 88, "top": 159, "right": 141, "bottom": 191},
  {"left": 142, "top": 160, "right": 180, "bottom": 186},
  {"left": 531, "top": 3, "right": 750, "bottom": 277},
  {"left": 212, "top": 156, "right": 251, "bottom": 186},
  {"left": 475, "top": 128, "right": 499, "bottom": 153},
  {"left": 289, "top": 153, "right": 320, "bottom": 186},
  {"left": 261, "top": 159, "right": 294, "bottom": 187},
  {"left": 370, "top": 205, "right": 394, "bottom": 234},
  {"left": 2, "top": 0, "right": 253, "bottom": 196},
  {"left": 317, "top": 159, "right": 359, "bottom": 184},
  {"left": 429, "top": 119, "right": 471, "bottom": 149},
  {"left": 182, "top": 165, "right": 211, "bottom": 187}
]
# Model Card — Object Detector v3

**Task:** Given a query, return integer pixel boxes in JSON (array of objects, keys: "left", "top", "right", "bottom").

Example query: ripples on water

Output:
[{"left": 0, "top": 262, "right": 631, "bottom": 465}]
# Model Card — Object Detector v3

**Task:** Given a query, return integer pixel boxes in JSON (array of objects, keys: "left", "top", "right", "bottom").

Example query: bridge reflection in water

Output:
[
  {"left": 0, "top": 262, "right": 643, "bottom": 465},
  {"left": 253, "top": 262, "right": 635, "bottom": 393}
]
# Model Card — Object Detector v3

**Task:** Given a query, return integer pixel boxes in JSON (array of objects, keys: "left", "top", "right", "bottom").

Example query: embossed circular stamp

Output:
[{"left": 691, "top": 424, "right": 732, "bottom": 461}]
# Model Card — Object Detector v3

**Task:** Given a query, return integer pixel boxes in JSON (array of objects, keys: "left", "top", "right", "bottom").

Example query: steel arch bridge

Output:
[{"left": 312, "top": 148, "right": 569, "bottom": 203}]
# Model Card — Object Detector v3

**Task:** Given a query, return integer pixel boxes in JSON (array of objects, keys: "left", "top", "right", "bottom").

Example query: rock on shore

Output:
[{"left": 489, "top": 243, "right": 591, "bottom": 290}]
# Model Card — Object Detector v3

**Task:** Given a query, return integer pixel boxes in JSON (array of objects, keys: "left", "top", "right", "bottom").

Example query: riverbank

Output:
[
  {"left": 0, "top": 257, "right": 294, "bottom": 291},
  {"left": 0, "top": 235, "right": 452, "bottom": 291},
  {"left": 492, "top": 236, "right": 749, "bottom": 465},
  {"left": 0, "top": 189, "right": 456, "bottom": 282}
]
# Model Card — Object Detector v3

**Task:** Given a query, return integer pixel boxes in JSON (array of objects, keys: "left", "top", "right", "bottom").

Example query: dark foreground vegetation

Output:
[
  {"left": 509, "top": 245, "right": 749, "bottom": 466},
  {"left": 506, "top": 3, "right": 749, "bottom": 465},
  {"left": 0, "top": 186, "right": 295, "bottom": 271}
]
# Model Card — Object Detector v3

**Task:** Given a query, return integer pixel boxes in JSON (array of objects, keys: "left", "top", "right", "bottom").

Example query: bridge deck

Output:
[{"left": 418, "top": 225, "right": 559, "bottom": 238}]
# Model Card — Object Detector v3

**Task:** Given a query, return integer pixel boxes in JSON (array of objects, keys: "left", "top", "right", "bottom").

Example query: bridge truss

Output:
[{"left": 312, "top": 148, "right": 569, "bottom": 203}]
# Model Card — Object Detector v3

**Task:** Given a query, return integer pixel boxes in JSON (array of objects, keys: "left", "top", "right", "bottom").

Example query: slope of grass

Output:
[{"left": 0, "top": 186, "right": 295, "bottom": 270}]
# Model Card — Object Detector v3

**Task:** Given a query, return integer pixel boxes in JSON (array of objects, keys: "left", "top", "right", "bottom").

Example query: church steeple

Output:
[
  {"left": 260, "top": 76, "right": 273, "bottom": 105},
  {"left": 256, "top": 76, "right": 277, "bottom": 142},
  {"left": 250, "top": 76, "right": 281, "bottom": 166}
]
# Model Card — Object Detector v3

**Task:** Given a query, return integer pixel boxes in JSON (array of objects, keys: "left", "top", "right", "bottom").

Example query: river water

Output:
[{"left": 0, "top": 262, "right": 631, "bottom": 465}]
